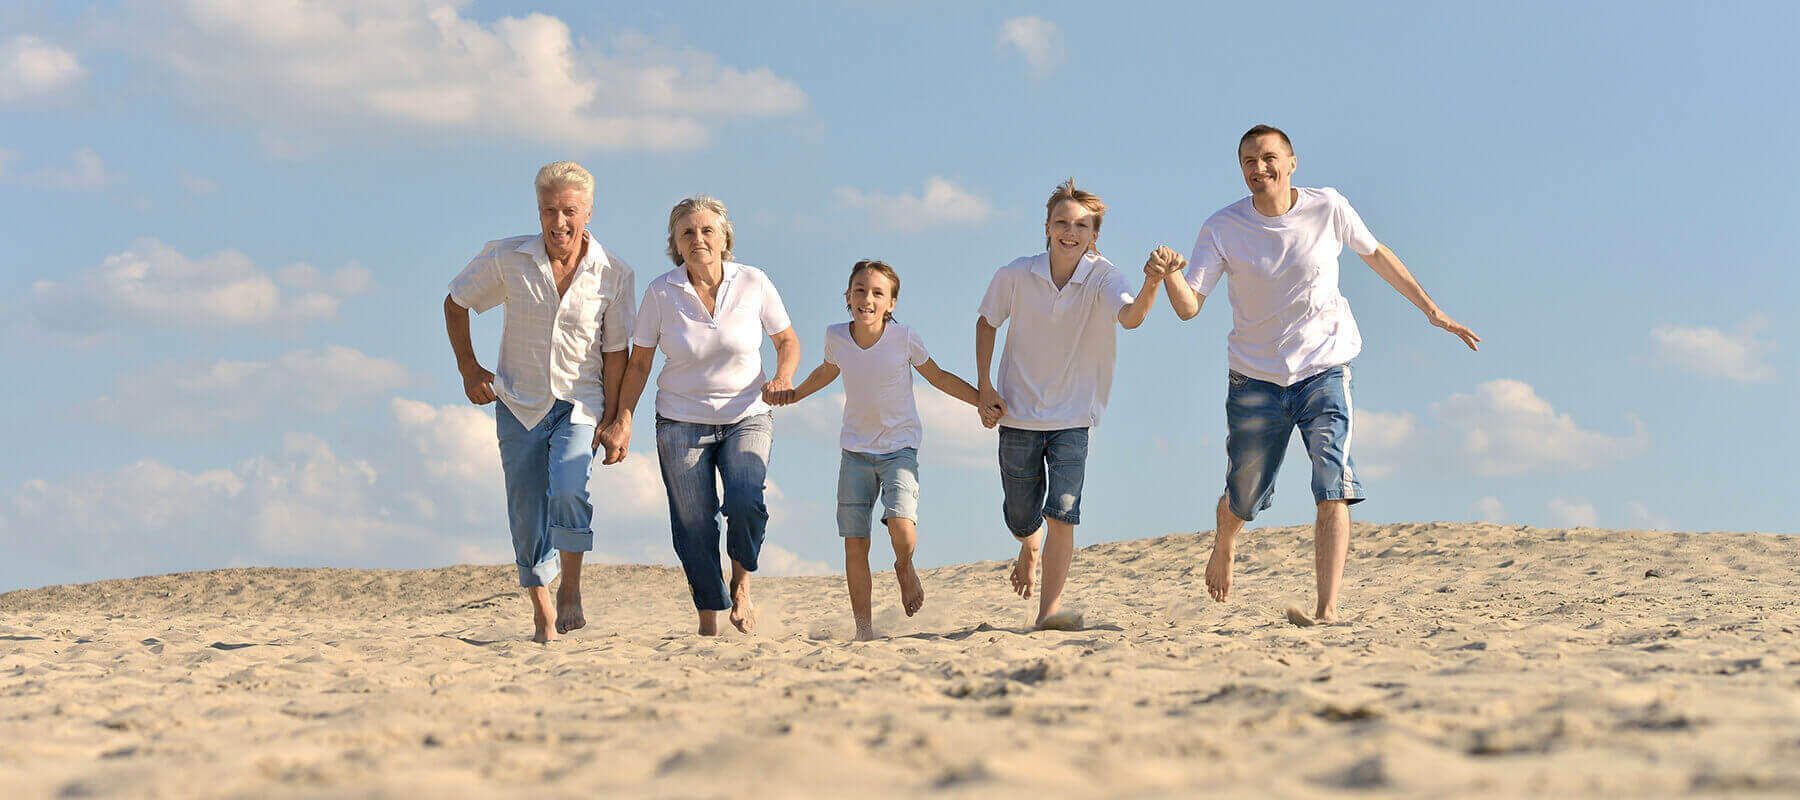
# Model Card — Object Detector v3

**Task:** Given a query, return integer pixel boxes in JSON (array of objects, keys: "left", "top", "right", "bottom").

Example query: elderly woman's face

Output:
[
  {"left": 674, "top": 209, "right": 727, "bottom": 270},
  {"left": 539, "top": 186, "right": 592, "bottom": 259}
]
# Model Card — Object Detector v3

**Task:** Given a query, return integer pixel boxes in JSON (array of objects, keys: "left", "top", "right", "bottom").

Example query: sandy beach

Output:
[{"left": 2, "top": 522, "right": 1796, "bottom": 798}]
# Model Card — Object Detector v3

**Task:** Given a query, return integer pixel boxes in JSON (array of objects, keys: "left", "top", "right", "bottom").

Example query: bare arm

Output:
[
  {"left": 1358, "top": 245, "right": 1481, "bottom": 350},
  {"left": 594, "top": 348, "right": 629, "bottom": 463},
  {"left": 1117, "top": 259, "right": 1164, "bottom": 329},
  {"left": 915, "top": 358, "right": 980, "bottom": 406},
  {"left": 443, "top": 294, "right": 496, "bottom": 404},
  {"left": 1162, "top": 265, "right": 1205, "bottom": 321},
  {"left": 778, "top": 361, "right": 840, "bottom": 405},
  {"left": 974, "top": 317, "right": 1004, "bottom": 427},
  {"left": 597, "top": 344, "right": 657, "bottom": 462},
  {"left": 760, "top": 327, "right": 802, "bottom": 403}
]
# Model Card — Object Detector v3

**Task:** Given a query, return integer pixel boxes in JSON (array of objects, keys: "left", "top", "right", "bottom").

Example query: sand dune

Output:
[{"left": 2, "top": 522, "right": 1797, "bottom": 798}]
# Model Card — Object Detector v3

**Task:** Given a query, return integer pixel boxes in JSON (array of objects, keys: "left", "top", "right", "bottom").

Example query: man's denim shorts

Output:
[
  {"left": 998, "top": 426, "right": 1089, "bottom": 537},
  {"left": 836, "top": 447, "right": 920, "bottom": 537},
  {"left": 1224, "top": 364, "right": 1365, "bottom": 521}
]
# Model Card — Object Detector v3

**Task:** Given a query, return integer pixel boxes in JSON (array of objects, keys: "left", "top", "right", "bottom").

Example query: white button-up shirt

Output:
[
  {"left": 631, "top": 261, "right": 792, "bottom": 425},
  {"left": 449, "top": 232, "right": 636, "bottom": 429},
  {"left": 978, "top": 252, "right": 1134, "bottom": 430}
]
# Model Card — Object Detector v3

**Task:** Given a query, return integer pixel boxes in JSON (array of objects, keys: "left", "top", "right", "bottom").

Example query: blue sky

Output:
[{"left": 1, "top": 1, "right": 1795, "bottom": 592}]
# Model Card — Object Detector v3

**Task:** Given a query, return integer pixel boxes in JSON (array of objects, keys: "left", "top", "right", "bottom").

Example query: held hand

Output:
[
  {"left": 1144, "top": 249, "right": 1168, "bottom": 280},
  {"left": 762, "top": 376, "right": 794, "bottom": 406},
  {"left": 460, "top": 363, "right": 497, "bottom": 405},
  {"left": 1428, "top": 310, "right": 1482, "bottom": 351},
  {"left": 978, "top": 386, "right": 1006, "bottom": 429},
  {"left": 597, "top": 419, "right": 631, "bottom": 465}
]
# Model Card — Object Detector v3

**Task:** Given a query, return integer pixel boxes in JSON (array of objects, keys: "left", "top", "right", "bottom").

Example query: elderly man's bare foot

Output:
[
  {"left": 1285, "top": 605, "right": 1340, "bottom": 627},
  {"left": 528, "top": 586, "right": 558, "bottom": 643},
  {"left": 555, "top": 587, "right": 585, "bottom": 635},
  {"left": 729, "top": 584, "right": 757, "bottom": 634},
  {"left": 854, "top": 620, "right": 877, "bottom": 641},
  {"left": 1205, "top": 535, "right": 1235, "bottom": 602},
  {"left": 895, "top": 559, "right": 925, "bottom": 616},
  {"left": 1035, "top": 609, "right": 1084, "bottom": 631},
  {"left": 1011, "top": 536, "right": 1040, "bottom": 599},
  {"left": 698, "top": 610, "right": 720, "bottom": 636}
]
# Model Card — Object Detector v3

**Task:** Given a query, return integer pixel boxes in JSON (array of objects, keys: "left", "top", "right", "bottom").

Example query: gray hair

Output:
[
  {"left": 665, "top": 195, "right": 735, "bottom": 265},
  {"left": 534, "top": 161, "right": 595, "bottom": 203}
]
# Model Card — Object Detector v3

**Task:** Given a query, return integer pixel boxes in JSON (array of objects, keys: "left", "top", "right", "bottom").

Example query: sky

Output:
[{"left": 1, "top": 1, "right": 1795, "bottom": 592}]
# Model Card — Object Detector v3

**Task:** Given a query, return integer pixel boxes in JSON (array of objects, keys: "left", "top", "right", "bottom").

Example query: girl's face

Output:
[{"left": 846, "top": 269, "right": 897, "bottom": 327}]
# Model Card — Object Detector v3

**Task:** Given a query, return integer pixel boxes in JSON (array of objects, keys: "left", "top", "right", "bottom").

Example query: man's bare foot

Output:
[
  {"left": 528, "top": 586, "right": 558, "bottom": 643},
  {"left": 1011, "top": 536, "right": 1040, "bottom": 599},
  {"left": 729, "top": 581, "right": 757, "bottom": 634},
  {"left": 1285, "top": 605, "right": 1340, "bottom": 627},
  {"left": 895, "top": 559, "right": 925, "bottom": 616},
  {"left": 555, "top": 586, "right": 585, "bottom": 634},
  {"left": 1205, "top": 534, "right": 1235, "bottom": 602},
  {"left": 854, "top": 620, "right": 877, "bottom": 642},
  {"left": 1035, "top": 609, "right": 1084, "bottom": 631},
  {"left": 698, "top": 610, "right": 720, "bottom": 636}
]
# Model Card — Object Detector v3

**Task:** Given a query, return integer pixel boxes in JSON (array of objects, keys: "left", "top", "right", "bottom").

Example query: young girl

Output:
[{"left": 769, "top": 260, "right": 980, "bottom": 640}]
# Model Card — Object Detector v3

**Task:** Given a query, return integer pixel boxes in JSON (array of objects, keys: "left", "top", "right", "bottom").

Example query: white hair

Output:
[{"left": 534, "top": 161, "right": 594, "bottom": 203}]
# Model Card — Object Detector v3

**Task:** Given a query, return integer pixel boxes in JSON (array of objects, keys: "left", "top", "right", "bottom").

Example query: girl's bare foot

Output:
[{"left": 895, "top": 559, "right": 925, "bottom": 616}]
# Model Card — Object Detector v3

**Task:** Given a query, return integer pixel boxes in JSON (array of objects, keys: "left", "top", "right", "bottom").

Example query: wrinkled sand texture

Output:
[{"left": 2, "top": 523, "right": 1798, "bottom": 798}]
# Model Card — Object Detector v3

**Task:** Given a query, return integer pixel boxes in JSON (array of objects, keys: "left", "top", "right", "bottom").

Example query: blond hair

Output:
[{"left": 1043, "top": 177, "right": 1106, "bottom": 254}]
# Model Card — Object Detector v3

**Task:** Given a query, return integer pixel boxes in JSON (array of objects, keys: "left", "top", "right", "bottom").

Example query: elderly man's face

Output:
[{"left": 539, "top": 186, "right": 592, "bottom": 260}]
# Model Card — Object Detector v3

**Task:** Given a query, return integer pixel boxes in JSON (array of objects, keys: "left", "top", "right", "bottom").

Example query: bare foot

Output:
[
  {"left": 1035, "top": 610, "right": 1084, "bottom": 631},
  {"left": 1205, "top": 534, "right": 1235, "bottom": 602},
  {"left": 895, "top": 559, "right": 925, "bottom": 616},
  {"left": 698, "top": 610, "right": 720, "bottom": 636},
  {"left": 555, "top": 587, "right": 585, "bottom": 635},
  {"left": 528, "top": 586, "right": 558, "bottom": 643},
  {"left": 854, "top": 620, "right": 877, "bottom": 642},
  {"left": 1284, "top": 605, "right": 1339, "bottom": 627},
  {"left": 729, "top": 581, "right": 757, "bottom": 634},
  {"left": 1011, "top": 538, "right": 1040, "bottom": 599}
]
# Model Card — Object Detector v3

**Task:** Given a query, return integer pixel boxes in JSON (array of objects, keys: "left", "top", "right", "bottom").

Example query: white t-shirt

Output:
[
  {"left": 448, "top": 232, "right": 636, "bottom": 429},
  {"left": 1185, "top": 187, "right": 1380, "bottom": 387},
  {"left": 978, "top": 252, "right": 1134, "bottom": 431},
  {"left": 631, "top": 261, "right": 792, "bottom": 424},
  {"left": 824, "top": 321, "right": 930, "bottom": 454}
]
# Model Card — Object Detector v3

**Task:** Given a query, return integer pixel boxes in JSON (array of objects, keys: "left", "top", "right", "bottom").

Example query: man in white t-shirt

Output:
[{"left": 1160, "top": 125, "right": 1480, "bottom": 626}]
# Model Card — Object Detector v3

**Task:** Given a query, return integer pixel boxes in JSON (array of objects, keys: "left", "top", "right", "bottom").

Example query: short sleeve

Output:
[
  {"left": 1098, "top": 264, "right": 1134, "bottom": 317},
  {"left": 1184, "top": 225, "right": 1227, "bottom": 297},
  {"left": 630, "top": 282, "right": 662, "bottom": 348},
  {"left": 905, "top": 325, "right": 929, "bottom": 366},
  {"left": 759, "top": 273, "right": 792, "bottom": 335},
  {"left": 447, "top": 242, "right": 506, "bottom": 313},
  {"left": 822, "top": 326, "right": 840, "bottom": 365},
  {"left": 976, "top": 267, "right": 1013, "bottom": 327},
  {"left": 1330, "top": 189, "right": 1380, "bottom": 256},
  {"left": 600, "top": 258, "right": 636, "bottom": 352}
]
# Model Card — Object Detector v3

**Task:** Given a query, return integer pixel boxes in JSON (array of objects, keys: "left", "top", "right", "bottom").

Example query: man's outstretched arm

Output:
[{"left": 1358, "top": 246, "right": 1481, "bottom": 351}]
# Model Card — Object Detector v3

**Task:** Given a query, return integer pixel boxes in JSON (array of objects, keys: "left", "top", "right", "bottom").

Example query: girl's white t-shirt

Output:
[
  {"left": 823, "top": 321, "right": 930, "bottom": 453},
  {"left": 631, "top": 262, "right": 792, "bottom": 424}
]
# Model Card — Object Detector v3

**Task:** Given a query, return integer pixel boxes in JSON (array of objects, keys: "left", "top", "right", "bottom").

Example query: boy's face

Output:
[
  {"left": 1044, "top": 199, "right": 1098, "bottom": 257},
  {"left": 1238, "top": 134, "right": 1297, "bottom": 197},
  {"left": 847, "top": 269, "right": 896, "bottom": 326}
]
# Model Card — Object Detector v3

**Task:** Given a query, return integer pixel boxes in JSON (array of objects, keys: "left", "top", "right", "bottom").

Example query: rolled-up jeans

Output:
[
  {"left": 654, "top": 412, "right": 773, "bottom": 611},
  {"left": 496, "top": 400, "right": 595, "bottom": 588}
]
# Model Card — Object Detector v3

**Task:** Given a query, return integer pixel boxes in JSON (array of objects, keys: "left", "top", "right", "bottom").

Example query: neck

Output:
[
  {"left": 1048, "top": 248, "right": 1082, "bottom": 279},
  {"left": 686, "top": 259, "right": 724, "bottom": 287},
  {"left": 1251, "top": 186, "right": 1296, "bottom": 217},
  {"left": 851, "top": 316, "right": 887, "bottom": 339},
  {"left": 546, "top": 230, "right": 586, "bottom": 268}
]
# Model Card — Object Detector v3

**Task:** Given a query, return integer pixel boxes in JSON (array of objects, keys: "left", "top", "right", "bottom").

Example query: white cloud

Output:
[
  {"left": 1625, "top": 500, "right": 1673, "bottom": 530},
  {"left": 835, "top": 177, "right": 993, "bottom": 232},
  {"left": 1471, "top": 496, "right": 1506, "bottom": 523},
  {"left": 1433, "top": 380, "right": 1648, "bottom": 476},
  {"left": 1651, "top": 321, "right": 1775, "bottom": 383},
  {"left": 1547, "top": 496, "right": 1598, "bottom": 528},
  {"left": 89, "top": 347, "right": 410, "bottom": 435},
  {"left": 133, "top": 1, "right": 806, "bottom": 151},
  {"left": 26, "top": 238, "right": 371, "bottom": 335},
  {"left": 757, "top": 543, "right": 831, "bottom": 577},
  {"left": 0, "top": 35, "right": 83, "bottom": 101},
  {"left": 1351, "top": 409, "right": 1415, "bottom": 478},
  {"left": 0, "top": 148, "right": 121, "bottom": 190},
  {"left": 997, "top": 17, "right": 1065, "bottom": 79}
]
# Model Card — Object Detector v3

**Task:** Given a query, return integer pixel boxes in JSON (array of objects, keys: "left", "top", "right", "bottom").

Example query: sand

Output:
[{"left": 2, "top": 522, "right": 1797, "bottom": 798}]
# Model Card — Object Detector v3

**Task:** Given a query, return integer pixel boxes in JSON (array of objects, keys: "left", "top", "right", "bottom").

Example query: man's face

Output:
[
  {"left": 1239, "top": 134, "right": 1296, "bottom": 196},
  {"left": 1044, "top": 199, "right": 1098, "bottom": 257},
  {"left": 539, "top": 186, "right": 592, "bottom": 259}
]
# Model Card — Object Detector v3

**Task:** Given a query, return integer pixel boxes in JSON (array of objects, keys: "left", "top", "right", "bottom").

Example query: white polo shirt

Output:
[
  {"left": 448, "top": 232, "right": 636, "bottom": 429},
  {"left": 978, "top": 252, "right": 1134, "bottom": 431},
  {"left": 823, "top": 321, "right": 930, "bottom": 454},
  {"left": 1185, "top": 186, "right": 1379, "bottom": 387},
  {"left": 632, "top": 261, "right": 792, "bottom": 425}
]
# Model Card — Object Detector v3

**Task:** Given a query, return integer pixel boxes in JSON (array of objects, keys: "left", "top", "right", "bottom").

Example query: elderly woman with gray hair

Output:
[{"left": 603, "top": 195, "right": 800, "bottom": 635}]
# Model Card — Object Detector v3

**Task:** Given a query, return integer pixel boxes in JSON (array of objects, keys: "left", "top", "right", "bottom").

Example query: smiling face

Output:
[
  {"left": 673, "top": 209, "right": 728, "bottom": 271},
  {"left": 538, "top": 185, "right": 592, "bottom": 261},
  {"left": 1044, "top": 199, "right": 1099, "bottom": 257},
  {"left": 845, "top": 265, "right": 898, "bottom": 327},
  {"left": 1239, "top": 133, "right": 1297, "bottom": 200}
]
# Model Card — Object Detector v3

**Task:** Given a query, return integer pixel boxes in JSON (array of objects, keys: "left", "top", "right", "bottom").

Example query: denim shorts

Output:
[
  {"left": 997, "top": 426, "right": 1089, "bottom": 537},
  {"left": 835, "top": 448, "right": 920, "bottom": 537},
  {"left": 1224, "top": 364, "right": 1365, "bottom": 521}
]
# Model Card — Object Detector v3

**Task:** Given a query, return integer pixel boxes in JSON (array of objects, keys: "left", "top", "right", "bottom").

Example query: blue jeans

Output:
[
  {"left": 1224, "top": 365, "right": 1365, "bottom": 522},
  {"left": 997, "top": 426, "right": 1090, "bottom": 537},
  {"left": 496, "top": 400, "right": 595, "bottom": 588},
  {"left": 654, "top": 413, "right": 774, "bottom": 611}
]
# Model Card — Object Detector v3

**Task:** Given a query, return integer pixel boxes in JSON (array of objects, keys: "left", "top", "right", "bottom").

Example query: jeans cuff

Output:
[
  {"left": 551, "top": 526, "right": 593, "bottom": 553},
  {"left": 518, "top": 557, "right": 560, "bottom": 588}
]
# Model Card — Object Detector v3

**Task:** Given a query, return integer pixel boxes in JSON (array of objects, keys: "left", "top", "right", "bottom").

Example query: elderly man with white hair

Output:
[{"left": 443, "top": 161, "right": 636, "bottom": 643}]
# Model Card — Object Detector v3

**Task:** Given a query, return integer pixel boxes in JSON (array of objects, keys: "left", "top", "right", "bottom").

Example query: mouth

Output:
[{"left": 1055, "top": 238, "right": 1081, "bottom": 249}]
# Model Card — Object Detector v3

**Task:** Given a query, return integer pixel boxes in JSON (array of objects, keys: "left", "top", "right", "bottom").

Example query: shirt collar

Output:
[
  {"left": 1030, "top": 251, "right": 1099, "bottom": 285},
  {"left": 517, "top": 231, "right": 608, "bottom": 275},
  {"left": 669, "top": 260, "right": 740, "bottom": 289}
]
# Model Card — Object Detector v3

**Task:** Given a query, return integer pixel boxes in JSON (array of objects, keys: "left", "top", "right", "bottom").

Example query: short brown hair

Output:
[
  {"left": 664, "top": 195, "right": 734, "bottom": 266},
  {"left": 1043, "top": 177, "right": 1106, "bottom": 254},
  {"left": 1239, "top": 124, "right": 1293, "bottom": 155},
  {"left": 845, "top": 259, "right": 900, "bottom": 321}
]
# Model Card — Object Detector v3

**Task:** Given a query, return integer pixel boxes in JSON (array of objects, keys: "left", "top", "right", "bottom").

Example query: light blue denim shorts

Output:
[
  {"left": 998, "top": 426, "right": 1089, "bottom": 537},
  {"left": 836, "top": 447, "right": 920, "bottom": 537},
  {"left": 1224, "top": 364, "right": 1365, "bottom": 521}
]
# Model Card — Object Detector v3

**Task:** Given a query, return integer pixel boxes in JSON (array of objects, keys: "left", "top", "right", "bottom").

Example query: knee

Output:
[{"left": 721, "top": 484, "right": 766, "bottom": 518}]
